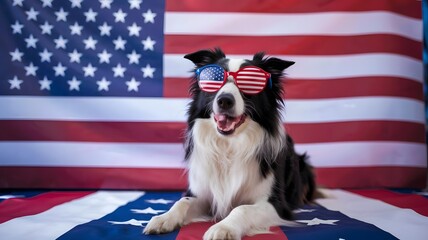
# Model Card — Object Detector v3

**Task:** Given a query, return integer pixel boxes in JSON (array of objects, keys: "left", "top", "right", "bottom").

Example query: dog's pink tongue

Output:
[{"left": 215, "top": 114, "right": 239, "bottom": 131}]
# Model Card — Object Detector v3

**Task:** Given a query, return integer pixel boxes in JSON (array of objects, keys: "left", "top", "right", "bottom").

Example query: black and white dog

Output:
[{"left": 144, "top": 49, "right": 316, "bottom": 239}]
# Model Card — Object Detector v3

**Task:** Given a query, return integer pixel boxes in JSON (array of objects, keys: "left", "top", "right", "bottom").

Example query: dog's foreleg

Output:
[
  {"left": 203, "top": 201, "right": 285, "bottom": 240},
  {"left": 143, "top": 197, "right": 208, "bottom": 234}
]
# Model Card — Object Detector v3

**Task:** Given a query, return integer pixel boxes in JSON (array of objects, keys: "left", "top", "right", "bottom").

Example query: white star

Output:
[
  {"left": 54, "top": 35, "right": 68, "bottom": 49},
  {"left": 112, "top": 64, "right": 126, "bottom": 77},
  {"left": 70, "top": 0, "right": 83, "bottom": 8},
  {"left": 141, "top": 64, "right": 155, "bottom": 78},
  {"left": 109, "top": 219, "right": 149, "bottom": 227},
  {"left": 97, "top": 49, "right": 112, "bottom": 64},
  {"left": 53, "top": 62, "right": 67, "bottom": 76},
  {"left": 40, "top": 21, "right": 53, "bottom": 35},
  {"left": 68, "top": 76, "right": 81, "bottom": 91},
  {"left": 99, "top": 22, "right": 112, "bottom": 36},
  {"left": 126, "top": 77, "right": 141, "bottom": 92},
  {"left": 145, "top": 199, "right": 174, "bottom": 204},
  {"left": 84, "top": 8, "right": 98, "bottom": 22},
  {"left": 113, "top": 9, "right": 127, "bottom": 23},
  {"left": 99, "top": 0, "right": 113, "bottom": 9},
  {"left": 70, "top": 22, "right": 83, "bottom": 35},
  {"left": 12, "top": 0, "right": 24, "bottom": 7},
  {"left": 11, "top": 21, "right": 24, "bottom": 34},
  {"left": 8, "top": 76, "right": 23, "bottom": 89},
  {"left": 39, "top": 76, "right": 52, "bottom": 90},
  {"left": 296, "top": 218, "right": 339, "bottom": 226},
  {"left": 127, "top": 50, "right": 141, "bottom": 64},
  {"left": 25, "top": 35, "right": 38, "bottom": 48},
  {"left": 26, "top": 8, "right": 39, "bottom": 21},
  {"left": 128, "top": 0, "right": 142, "bottom": 9},
  {"left": 113, "top": 36, "right": 126, "bottom": 50},
  {"left": 293, "top": 209, "right": 316, "bottom": 214},
  {"left": 25, "top": 62, "right": 38, "bottom": 76},
  {"left": 55, "top": 8, "right": 69, "bottom": 22},
  {"left": 141, "top": 36, "right": 156, "bottom": 51},
  {"left": 41, "top": 0, "right": 54, "bottom": 7},
  {"left": 68, "top": 49, "right": 82, "bottom": 63},
  {"left": 82, "top": 63, "right": 97, "bottom": 77},
  {"left": 127, "top": 23, "right": 141, "bottom": 37},
  {"left": 83, "top": 36, "right": 98, "bottom": 50},
  {"left": 39, "top": 48, "right": 53, "bottom": 62},
  {"left": 10, "top": 48, "right": 24, "bottom": 62},
  {"left": 131, "top": 207, "right": 166, "bottom": 215},
  {"left": 96, "top": 77, "right": 111, "bottom": 91},
  {"left": 0, "top": 195, "right": 24, "bottom": 200},
  {"left": 142, "top": 9, "right": 156, "bottom": 23}
]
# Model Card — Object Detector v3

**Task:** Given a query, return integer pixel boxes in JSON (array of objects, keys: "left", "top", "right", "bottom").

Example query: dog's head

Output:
[{"left": 184, "top": 48, "right": 294, "bottom": 136}]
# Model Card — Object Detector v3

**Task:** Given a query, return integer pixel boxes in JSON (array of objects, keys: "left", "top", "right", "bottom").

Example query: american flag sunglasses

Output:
[{"left": 195, "top": 64, "right": 271, "bottom": 94}]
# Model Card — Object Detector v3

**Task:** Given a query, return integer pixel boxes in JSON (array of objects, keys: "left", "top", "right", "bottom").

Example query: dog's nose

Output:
[{"left": 217, "top": 93, "right": 235, "bottom": 110}]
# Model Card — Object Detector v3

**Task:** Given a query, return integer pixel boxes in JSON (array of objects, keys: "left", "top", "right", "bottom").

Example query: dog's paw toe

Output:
[
  {"left": 143, "top": 215, "right": 180, "bottom": 235},
  {"left": 203, "top": 224, "right": 239, "bottom": 240}
]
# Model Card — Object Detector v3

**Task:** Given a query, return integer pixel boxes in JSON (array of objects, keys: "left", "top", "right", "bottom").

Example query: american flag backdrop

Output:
[{"left": 0, "top": 0, "right": 426, "bottom": 189}]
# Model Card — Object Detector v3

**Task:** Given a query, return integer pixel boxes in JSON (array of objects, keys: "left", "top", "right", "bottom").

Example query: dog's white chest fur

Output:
[{"left": 187, "top": 118, "right": 274, "bottom": 219}]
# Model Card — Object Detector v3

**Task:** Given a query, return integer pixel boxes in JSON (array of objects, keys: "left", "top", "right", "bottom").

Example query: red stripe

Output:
[
  {"left": 177, "top": 222, "right": 287, "bottom": 240},
  {"left": 350, "top": 189, "right": 428, "bottom": 217},
  {"left": 0, "top": 191, "right": 92, "bottom": 223},
  {"left": 164, "top": 77, "right": 424, "bottom": 101},
  {"left": 316, "top": 167, "right": 427, "bottom": 188},
  {"left": 166, "top": 0, "right": 421, "bottom": 18},
  {"left": 165, "top": 35, "right": 422, "bottom": 59},
  {"left": 0, "top": 167, "right": 187, "bottom": 190},
  {"left": 0, "top": 166, "right": 425, "bottom": 189},
  {"left": 0, "top": 120, "right": 424, "bottom": 143}
]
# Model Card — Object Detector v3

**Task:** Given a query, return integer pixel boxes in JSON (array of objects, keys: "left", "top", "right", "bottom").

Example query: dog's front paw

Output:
[
  {"left": 143, "top": 214, "right": 181, "bottom": 235},
  {"left": 203, "top": 223, "right": 240, "bottom": 240}
]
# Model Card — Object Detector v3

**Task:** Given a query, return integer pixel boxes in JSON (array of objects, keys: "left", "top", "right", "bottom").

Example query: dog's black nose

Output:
[{"left": 217, "top": 93, "right": 235, "bottom": 110}]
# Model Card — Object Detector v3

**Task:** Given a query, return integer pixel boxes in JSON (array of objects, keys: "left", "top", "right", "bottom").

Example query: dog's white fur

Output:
[{"left": 144, "top": 59, "right": 292, "bottom": 239}]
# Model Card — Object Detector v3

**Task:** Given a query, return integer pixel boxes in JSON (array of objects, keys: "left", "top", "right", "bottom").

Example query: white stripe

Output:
[
  {"left": 165, "top": 12, "right": 422, "bottom": 41},
  {"left": 0, "top": 142, "right": 186, "bottom": 168},
  {"left": 0, "top": 96, "right": 424, "bottom": 124},
  {"left": 165, "top": 53, "right": 423, "bottom": 82},
  {"left": 317, "top": 189, "right": 428, "bottom": 240},
  {"left": 282, "top": 97, "right": 425, "bottom": 124},
  {"left": 0, "top": 141, "right": 425, "bottom": 168},
  {"left": 0, "top": 191, "right": 144, "bottom": 240},
  {"left": 297, "top": 142, "right": 427, "bottom": 167},
  {"left": 236, "top": 76, "right": 267, "bottom": 81}
]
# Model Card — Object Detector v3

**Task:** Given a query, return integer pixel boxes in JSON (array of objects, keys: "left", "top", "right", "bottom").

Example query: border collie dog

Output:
[{"left": 144, "top": 49, "right": 316, "bottom": 239}]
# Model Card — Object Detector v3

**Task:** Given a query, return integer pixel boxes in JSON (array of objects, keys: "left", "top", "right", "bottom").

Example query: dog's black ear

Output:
[
  {"left": 184, "top": 48, "right": 226, "bottom": 67},
  {"left": 253, "top": 52, "right": 294, "bottom": 75}
]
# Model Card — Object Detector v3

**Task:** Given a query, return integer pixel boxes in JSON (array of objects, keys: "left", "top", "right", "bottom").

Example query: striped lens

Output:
[
  {"left": 196, "top": 64, "right": 226, "bottom": 92},
  {"left": 233, "top": 66, "right": 270, "bottom": 94}
]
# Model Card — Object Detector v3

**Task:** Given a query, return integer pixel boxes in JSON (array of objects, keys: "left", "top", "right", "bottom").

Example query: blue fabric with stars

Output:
[
  {"left": 57, "top": 191, "right": 183, "bottom": 240},
  {"left": 0, "top": 0, "right": 165, "bottom": 97},
  {"left": 197, "top": 65, "right": 225, "bottom": 82}
]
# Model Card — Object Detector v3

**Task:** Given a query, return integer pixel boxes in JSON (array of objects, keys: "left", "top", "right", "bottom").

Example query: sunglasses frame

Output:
[{"left": 195, "top": 64, "right": 271, "bottom": 95}]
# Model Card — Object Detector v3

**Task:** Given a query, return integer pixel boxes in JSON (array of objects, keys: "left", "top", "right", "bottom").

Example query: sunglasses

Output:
[{"left": 195, "top": 64, "right": 271, "bottom": 94}]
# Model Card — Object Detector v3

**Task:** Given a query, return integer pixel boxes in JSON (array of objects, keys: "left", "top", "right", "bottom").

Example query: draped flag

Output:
[
  {"left": 0, "top": 189, "right": 427, "bottom": 240},
  {"left": 0, "top": 0, "right": 426, "bottom": 189}
]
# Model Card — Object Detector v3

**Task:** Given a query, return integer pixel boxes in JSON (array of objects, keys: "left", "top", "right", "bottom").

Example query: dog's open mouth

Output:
[{"left": 214, "top": 113, "right": 246, "bottom": 135}]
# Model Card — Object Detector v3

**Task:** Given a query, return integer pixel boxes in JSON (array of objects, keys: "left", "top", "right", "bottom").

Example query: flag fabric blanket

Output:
[
  {"left": 0, "top": 189, "right": 427, "bottom": 240},
  {"left": 0, "top": 0, "right": 426, "bottom": 190}
]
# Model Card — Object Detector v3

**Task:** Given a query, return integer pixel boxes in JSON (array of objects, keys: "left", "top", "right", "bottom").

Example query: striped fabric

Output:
[
  {"left": 0, "top": 0, "right": 426, "bottom": 189},
  {"left": 0, "top": 189, "right": 427, "bottom": 239}
]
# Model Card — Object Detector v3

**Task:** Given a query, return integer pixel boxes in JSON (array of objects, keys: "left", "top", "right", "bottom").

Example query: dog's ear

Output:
[
  {"left": 253, "top": 52, "right": 294, "bottom": 75},
  {"left": 184, "top": 48, "right": 226, "bottom": 67}
]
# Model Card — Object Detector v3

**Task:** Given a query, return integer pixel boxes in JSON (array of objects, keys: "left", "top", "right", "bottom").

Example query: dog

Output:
[{"left": 143, "top": 48, "right": 316, "bottom": 239}]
